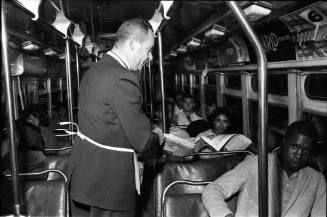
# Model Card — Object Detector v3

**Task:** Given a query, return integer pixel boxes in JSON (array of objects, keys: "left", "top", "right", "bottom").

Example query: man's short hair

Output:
[
  {"left": 182, "top": 94, "right": 194, "bottom": 102},
  {"left": 115, "top": 18, "right": 153, "bottom": 44},
  {"left": 285, "top": 121, "right": 318, "bottom": 143}
]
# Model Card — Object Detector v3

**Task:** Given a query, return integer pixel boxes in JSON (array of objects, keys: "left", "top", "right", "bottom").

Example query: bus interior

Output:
[{"left": 1, "top": 1, "right": 327, "bottom": 217}]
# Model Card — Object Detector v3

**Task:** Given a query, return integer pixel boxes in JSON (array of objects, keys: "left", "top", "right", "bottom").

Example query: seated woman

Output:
[
  {"left": 196, "top": 107, "right": 233, "bottom": 139},
  {"left": 193, "top": 107, "right": 251, "bottom": 153}
]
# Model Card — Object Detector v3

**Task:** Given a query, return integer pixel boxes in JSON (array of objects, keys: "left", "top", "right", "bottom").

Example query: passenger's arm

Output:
[
  {"left": 202, "top": 155, "right": 254, "bottom": 217},
  {"left": 310, "top": 174, "right": 326, "bottom": 217}
]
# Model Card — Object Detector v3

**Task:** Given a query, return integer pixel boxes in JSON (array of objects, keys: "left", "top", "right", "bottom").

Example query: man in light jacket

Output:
[{"left": 202, "top": 121, "right": 326, "bottom": 217}]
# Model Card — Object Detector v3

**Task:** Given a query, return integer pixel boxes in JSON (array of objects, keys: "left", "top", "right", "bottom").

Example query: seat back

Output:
[
  {"left": 139, "top": 151, "right": 250, "bottom": 217},
  {"left": 163, "top": 194, "right": 208, "bottom": 217},
  {"left": 46, "top": 152, "right": 71, "bottom": 180},
  {"left": 162, "top": 181, "right": 238, "bottom": 217},
  {"left": 5, "top": 170, "right": 68, "bottom": 217},
  {"left": 22, "top": 179, "right": 67, "bottom": 217}
]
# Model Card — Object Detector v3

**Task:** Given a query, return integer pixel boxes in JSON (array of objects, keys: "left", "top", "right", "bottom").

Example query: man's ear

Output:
[{"left": 129, "top": 38, "right": 137, "bottom": 51}]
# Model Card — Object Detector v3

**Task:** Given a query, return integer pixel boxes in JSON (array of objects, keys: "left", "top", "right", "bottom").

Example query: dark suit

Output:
[{"left": 68, "top": 54, "right": 159, "bottom": 212}]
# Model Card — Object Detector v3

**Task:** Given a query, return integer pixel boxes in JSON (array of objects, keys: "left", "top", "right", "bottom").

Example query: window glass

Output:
[
  {"left": 305, "top": 74, "right": 327, "bottom": 101},
  {"left": 224, "top": 95, "right": 243, "bottom": 133},
  {"left": 225, "top": 75, "right": 241, "bottom": 90},
  {"left": 250, "top": 101, "right": 288, "bottom": 147},
  {"left": 252, "top": 74, "right": 288, "bottom": 96},
  {"left": 207, "top": 74, "right": 216, "bottom": 85}
]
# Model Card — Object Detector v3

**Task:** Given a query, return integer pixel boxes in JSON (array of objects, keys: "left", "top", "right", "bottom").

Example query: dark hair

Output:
[
  {"left": 285, "top": 121, "right": 318, "bottom": 144},
  {"left": 182, "top": 94, "right": 194, "bottom": 102},
  {"left": 210, "top": 107, "right": 237, "bottom": 133},
  {"left": 20, "top": 104, "right": 49, "bottom": 127},
  {"left": 115, "top": 18, "right": 153, "bottom": 44}
]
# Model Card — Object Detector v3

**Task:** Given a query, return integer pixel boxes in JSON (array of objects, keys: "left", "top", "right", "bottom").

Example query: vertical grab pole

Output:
[
  {"left": 59, "top": 77, "right": 64, "bottom": 103},
  {"left": 158, "top": 31, "right": 166, "bottom": 133},
  {"left": 65, "top": 39, "right": 74, "bottom": 142},
  {"left": 148, "top": 60, "right": 154, "bottom": 122},
  {"left": 226, "top": 2, "right": 268, "bottom": 217},
  {"left": 75, "top": 45, "right": 80, "bottom": 92},
  {"left": 17, "top": 76, "right": 25, "bottom": 111},
  {"left": 1, "top": 0, "right": 22, "bottom": 215},
  {"left": 47, "top": 77, "right": 52, "bottom": 118}
]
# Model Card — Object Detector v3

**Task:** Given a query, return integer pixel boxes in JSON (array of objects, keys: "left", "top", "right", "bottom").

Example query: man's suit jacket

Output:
[{"left": 68, "top": 54, "right": 158, "bottom": 210}]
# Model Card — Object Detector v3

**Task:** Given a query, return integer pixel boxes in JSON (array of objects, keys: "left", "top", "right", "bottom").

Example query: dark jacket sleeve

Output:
[{"left": 108, "top": 72, "right": 158, "bottom": 153}]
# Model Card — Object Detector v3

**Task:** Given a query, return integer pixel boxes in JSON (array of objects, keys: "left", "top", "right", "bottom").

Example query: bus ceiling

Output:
[{"left": 5, "top": 1, "right": 321, "bottom": 66}]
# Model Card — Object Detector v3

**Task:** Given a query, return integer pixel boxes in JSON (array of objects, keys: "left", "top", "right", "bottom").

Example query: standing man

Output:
[{"left": 69, "top": 18, "right": 161, "bottom": 217}]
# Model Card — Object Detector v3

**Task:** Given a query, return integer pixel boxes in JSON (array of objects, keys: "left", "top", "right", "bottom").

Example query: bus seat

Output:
[
  {"left": 22, "top": 179, "right": 67, "bottom": 216},
  {"left": 161, "top": 181, "right": 238, "bottom": 217},
  {"left": 163, "top": 194, "right": 209, "bottom": 217},
  {"left": 140, "top": 152, "right": 249, "bottom": 217},
  {"left": 47, "top": 152, "right": 71, "bottom": 180}
]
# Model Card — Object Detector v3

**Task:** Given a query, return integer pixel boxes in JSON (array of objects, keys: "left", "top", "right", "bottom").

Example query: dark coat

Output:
[{"left": 68, "top": 54, "right": 158, "bottom": 210}]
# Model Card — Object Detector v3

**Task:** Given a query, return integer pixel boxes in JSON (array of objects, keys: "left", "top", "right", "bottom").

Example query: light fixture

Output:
[
  {"left": 187, "top": 38, "right": 201, "bottom": 48},
  {"left": 72, "top": 23, "right": 85, "bottom": 48},
  {"left": 243, "top": 2, "right": 272, "bottom": 22},
  {"left": 16, "top": 0, "right": 42, "bottom": 21},
  {"left": 177, "top": 45, "right": 187, "bottom": 53},
  {"left": 204, "top": 24, "right": 226, "bottom": 39},
  {"left": 44, "top": 48, "right": 58, "bottom": 56},
  {"left": 149, "top": 8, "right": 163, "bottom": 36},
  {"left": 21, "top": 41, "right": 39, "bottom": 51},
  {"left": 50, "top": 1, "right": 72, "bottom": 39},
  {"left": 169, "top": 50, "right": 177, "bottom": 57},
  {"left": 160, "top": 0, "right": 174, "bottom": 19}
]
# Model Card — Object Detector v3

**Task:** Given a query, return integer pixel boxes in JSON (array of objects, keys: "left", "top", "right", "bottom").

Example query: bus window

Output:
[
  {"left": 224, "top": 95, "right": 243, "bottom": 134},
  {"left": 302, "top": 112, "right": 327, "bottom": 175},
  {"left": 251, "top": 101, "right": 288, "bottom": 150},
  {"left": 305, "top": 74, "right": 327, "bottom": 101},
  {"left": 252, "top": 74, "right": 288, "bottom": 96},
  {"left": 207, "top": 74, "right": 216, "bottom": 86},
  {"left": 225, "top": 74, "right": 241, "bottom": 90}
]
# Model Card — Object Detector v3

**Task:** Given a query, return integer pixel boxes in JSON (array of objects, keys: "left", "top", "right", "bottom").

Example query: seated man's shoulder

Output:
[{"left": 303, "top": 166, "right": 326, "bottom": 182}]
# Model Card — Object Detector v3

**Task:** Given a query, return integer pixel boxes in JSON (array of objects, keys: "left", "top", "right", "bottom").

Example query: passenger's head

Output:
[
  {"left": 175, "top": 92, "right": 184, "bottom": 107},
  {"left": 114, "top": 18, "right": 154, "bottom": 71},
  {"left": 282, "top": 121, "right": 317, "bottom": 175},
  {"left": 182, "top": 94, "right": 195, "bottom": 113},
  {"left": 212, "top": 107, "right": 232, "bottom": 135},
  {"left": 55, "top": 103, "right": 67, "bottom": 118},
  {"left": 21, "top": 104, "right": 47, "bottom": 127}
]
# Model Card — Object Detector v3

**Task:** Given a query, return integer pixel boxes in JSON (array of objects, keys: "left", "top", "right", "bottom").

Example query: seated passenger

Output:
[
  {"left": 21, "top": 104, "right": 58, "bottom": 149},
  {"left": 49, "top": 102, "right": 68, "bottom": 128},
  {"left": 1, "top": 122, "right": 47, "bottom": 173},
  {"left": 173, "top": 92, "right": 184, "bottom": 115},
  {"left": 172, "top": 94, "right": 202, "bottom": 127},
  {"left": 196, "top": 107, "right": 233, "bottom": 139},
  {"left": 202, "top": 121, "right": 326, "bottom": 217}
]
